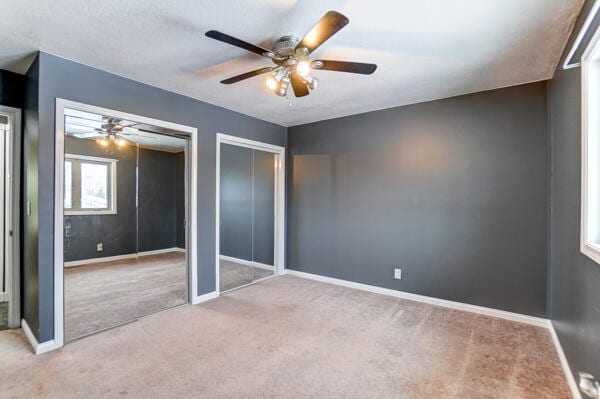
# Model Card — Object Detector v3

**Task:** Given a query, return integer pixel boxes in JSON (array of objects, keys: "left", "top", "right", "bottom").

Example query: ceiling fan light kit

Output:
[{"left": 205, "top": 11, "right": 377, "bottom": 99}]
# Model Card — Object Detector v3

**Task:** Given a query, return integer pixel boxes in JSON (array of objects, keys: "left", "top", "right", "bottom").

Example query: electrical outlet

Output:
[
  {"left": 97, "top": 242, "right": 103, "bottom": 252},
  {"left": 394, "top": 268, "right": 402, "bottom": 280}
]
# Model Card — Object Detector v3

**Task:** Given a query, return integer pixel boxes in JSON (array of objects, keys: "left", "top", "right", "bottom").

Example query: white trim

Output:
[
  {"left": 215, "top": 133, "right": 286, "bottom": 295},
  {"left": 580, "top": 22, "right": 600, "bottom": 265},
  {"left": 548, "top": 322, "right": 583, "bottom": 399},
  {"left": 21, "top": 319, "right": 61, "bottom": 355},
  {"left": 284, "top": 270, "right": 549, "bottom": 328},
  {"left": 0, "top": 292, "right": 7, "bottom": 302},
  {"left": 0, "top": 105, "right": 21, "bottom": 328},
  {"left": 54, "top": 99, "right": 199, "bottom": 352},
  {"left": 219, "top": 255, "right": 275, "bottom": 271},
  {"left": 563, "top": 0, "right": 600, "bottom": 70},
  {"left": 191, "top": 291, "right": 218, "bottom": 305}
]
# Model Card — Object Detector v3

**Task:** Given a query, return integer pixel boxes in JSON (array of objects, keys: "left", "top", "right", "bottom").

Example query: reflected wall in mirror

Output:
[
  {"left": 63, "top": 108, "right": 190, "bottom": 341},
  {"left": 219, "top": 143, "right": 275, "bottom": 292}
]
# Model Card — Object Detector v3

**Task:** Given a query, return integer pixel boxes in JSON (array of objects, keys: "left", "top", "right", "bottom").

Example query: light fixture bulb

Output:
[
  {"left": 98, "top": 138, "right": 109, "bottom": 147},
  {"left": 276, "top": 76, "right": 290, "bottom": 97},
  {"left": 296, "top": 60, "right": 310, "bottom": 77},
  {"left": 116, "top": 138, "right": 126, "bottom": 147},
  {"left": 266, "top": 76, "right": 278, "bottom": 91}
]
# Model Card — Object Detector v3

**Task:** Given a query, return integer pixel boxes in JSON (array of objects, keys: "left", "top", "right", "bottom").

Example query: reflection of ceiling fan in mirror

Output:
[
  {"left": 205, "top": 11, "right": 377, "bottom": 99},
  {"left": 67, "top": 116, "right": 156, "bottom": 149}
]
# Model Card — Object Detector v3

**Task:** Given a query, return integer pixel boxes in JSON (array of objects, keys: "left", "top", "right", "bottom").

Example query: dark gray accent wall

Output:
[
  {"left": 0, "top": 69, "right": 26, "bottom": 109},
  {"left": 288, "top": 82, "right": 549, "bottom": 317},
  {"left": 548, "top": 0, "right": 600, "bottom": 380},
  {"left": 138, "top": 147, "right": 184, "bottom": 252},
  {"left": 24, "top": 52, "right": 286, "bottom": 341},
  {"left": 219, "top": 144, "right": 275, "bottom": 265}
]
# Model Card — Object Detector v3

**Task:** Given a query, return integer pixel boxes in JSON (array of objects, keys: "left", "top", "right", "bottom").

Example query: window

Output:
[
  {"left": 581, "top": 27, "right": 600, "bottom": 264},
  {"left": 64, "top": 154, "right": 117, "bottom": 215}
]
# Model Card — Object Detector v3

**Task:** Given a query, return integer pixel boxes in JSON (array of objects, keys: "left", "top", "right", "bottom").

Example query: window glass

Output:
[
  {"left": 64, "top": 155, "right": 116, "bottom": 214},
  {"left": 64, "top": 160, "right": 72, "bottom": 209},
  {"left": 80, "top": 163, "right": 108, "bottom": 209}
]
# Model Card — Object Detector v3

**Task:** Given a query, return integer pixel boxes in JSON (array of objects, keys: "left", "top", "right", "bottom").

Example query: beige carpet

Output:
[
  {"left": 219, "top": 258, "right": 274, "bottom": 292},
  {"left": 65, "top": 251, "right": 187, "bottom": 341},
  {"left": 0, "top": 275, "right": 569, "bottom": 398}
]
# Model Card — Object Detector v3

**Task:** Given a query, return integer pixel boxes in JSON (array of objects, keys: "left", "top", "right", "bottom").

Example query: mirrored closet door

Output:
[
  {"left": 62, "top": 108, "right": 189, "bottom": 341},
  {"left": 219, "top": 144, "right": 276, "bottom": 292}
]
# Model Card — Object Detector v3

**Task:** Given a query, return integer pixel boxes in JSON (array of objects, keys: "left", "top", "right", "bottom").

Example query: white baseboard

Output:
[
  {"left": 0, "top": 292, "right": 7, "bottom": 302},
  {"left": 283, "top": 270, "right": 549, "bottom": 327},
  {"left": 548, "top": 322, "right": 582, "bottom": 399},
  {"left": 64, "top": 247, "right": 185, "bottom": 267},
  {"left": 192, "top": 291, "right": 218, "bottom": 305},
  {"left": 21, "top": 319, "right": 61, "bottom": 355},
  {"left": 219, "top": 255, "right": 275, "bottom": 271}
]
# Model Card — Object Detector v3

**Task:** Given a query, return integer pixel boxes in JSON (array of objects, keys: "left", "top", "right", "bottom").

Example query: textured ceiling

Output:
[{"left": 1, "top": 0, "right": 584, "bottom": 126}]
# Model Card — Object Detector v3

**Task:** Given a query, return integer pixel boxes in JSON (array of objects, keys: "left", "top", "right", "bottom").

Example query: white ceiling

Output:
[{"left": 1, "top": 0, "right": 584, "bottom": 126}]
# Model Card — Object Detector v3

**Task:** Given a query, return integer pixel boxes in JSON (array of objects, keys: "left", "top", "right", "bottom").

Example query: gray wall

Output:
[
  {"left": 24, "top": 52, "right": 286, "bottom": 341},
  {"left": 219, "top": 144, "right": 275, "bottom": 265},
  {"left": 23, "top": 57, "right": 40, "bottom": 338},
  {"left": 548, "top": 0, "right": 600, "bottom": 380},
  {"left": 63, "top": 137, "right": 185, "bottom": 262},
  {"left": 288, "top": 82, "right": 549, "bottom": 317}
]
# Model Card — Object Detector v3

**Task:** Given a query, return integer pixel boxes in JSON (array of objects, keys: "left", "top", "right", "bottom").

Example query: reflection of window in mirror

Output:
[{"left": 64, "top": 154, "right": 118, "bottom": 215}]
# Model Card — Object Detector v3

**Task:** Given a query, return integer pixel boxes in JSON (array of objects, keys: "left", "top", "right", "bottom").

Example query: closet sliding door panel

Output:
[
  {"left": 136, "top": 137, "right": 188, "bottom": 316},
  {"left": 63, "top": 134, "right": 138, "bottom": 341},
  {"left": 252, "top": 150, "right": 275, "bottom": 280},
  {"left": 219, "top": 144, "right": 254, "bottom": 291}
]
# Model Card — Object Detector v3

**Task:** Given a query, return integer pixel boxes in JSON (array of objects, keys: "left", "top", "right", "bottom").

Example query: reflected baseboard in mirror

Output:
[
  {"left": 219, "top": 256, "right": 274, "bottom": 292},
  {"left": 64, "top": 251, "right": 187, "bottom": 341}
]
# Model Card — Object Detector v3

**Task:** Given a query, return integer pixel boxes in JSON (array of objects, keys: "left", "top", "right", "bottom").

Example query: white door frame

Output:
[
  {"left": 215, "top": 133, "right": 285, "bottom": 294},
  {"left": 0, "top": 105, "right": 21, "bottom": 329},
  {"left": 53, "top": 99, "right": 199, "bottom": 351}
]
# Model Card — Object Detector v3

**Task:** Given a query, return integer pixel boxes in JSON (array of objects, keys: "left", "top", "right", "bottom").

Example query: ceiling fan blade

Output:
[
  {"left": 72, "top": 132, "right": 103, "bottom": 139},
  {"left": 313, "top": 60, "right": 377, "bottom": 75},
  {"left": 220, "top": 67, "right": 276, "bottom": 84},
  {"left": 206, "top": 30, "right": 277, "bottom": 58},
  {"left": 296, "top": 11, "right": 349, "bottom": 54},
  {"left": 290, "top": 73, "right": 309, "bottom": 97}
]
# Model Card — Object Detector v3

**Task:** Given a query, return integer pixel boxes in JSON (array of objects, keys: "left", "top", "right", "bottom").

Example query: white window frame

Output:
[
  {"left": 64, "top": 153, "right": 118, "bottom": 216},
  {"left": 581, "top": 25, "right": 600, "bottom": 265}
]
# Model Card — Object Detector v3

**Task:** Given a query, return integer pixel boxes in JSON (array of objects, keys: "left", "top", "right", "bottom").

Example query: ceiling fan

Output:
[{"left": 205, "top": 11, "right": 377, "bottom": 98}]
